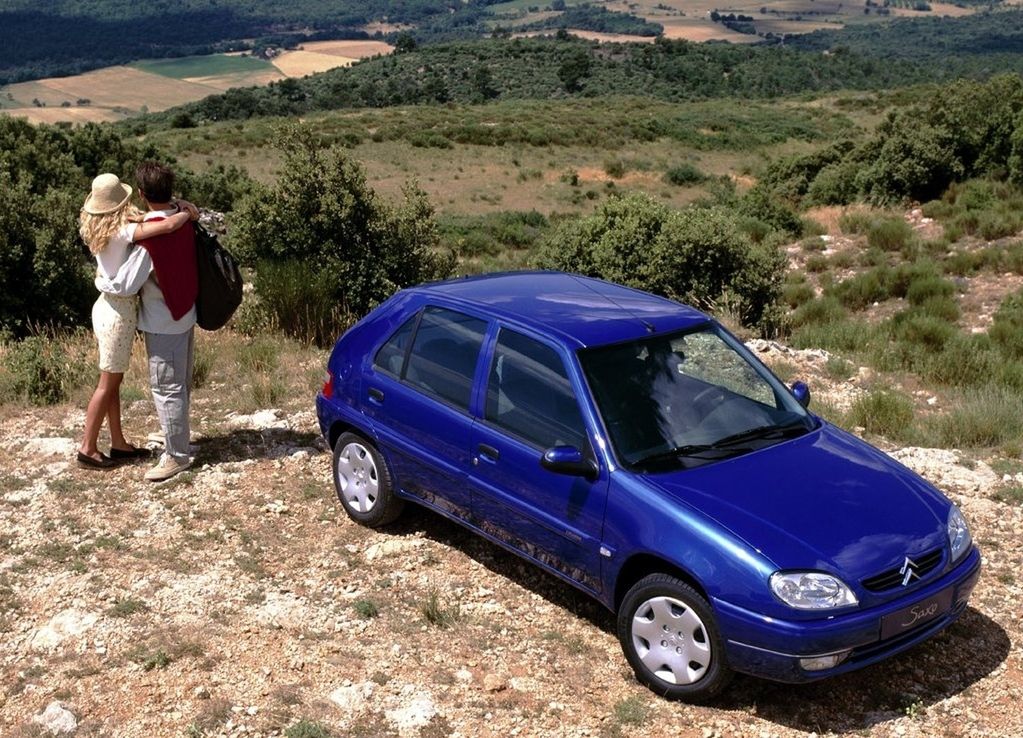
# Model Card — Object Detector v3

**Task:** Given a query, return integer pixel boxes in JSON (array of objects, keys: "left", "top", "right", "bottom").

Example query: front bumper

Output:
[{"left": 715, "top": 546, "right": 982, "bottom": 683}]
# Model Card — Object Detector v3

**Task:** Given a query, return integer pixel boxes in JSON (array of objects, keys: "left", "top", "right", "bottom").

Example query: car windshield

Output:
[{"left": 580, "top": 324, "right": 813, "bottom": 471}]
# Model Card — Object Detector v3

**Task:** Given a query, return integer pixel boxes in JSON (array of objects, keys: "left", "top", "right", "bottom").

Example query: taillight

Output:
[{"left": 322, "top": 370, "right": 334, "bottom": 399}]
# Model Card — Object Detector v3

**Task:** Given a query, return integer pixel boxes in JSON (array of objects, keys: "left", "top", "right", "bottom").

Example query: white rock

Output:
[
  {"left": 21, "top": 433, "right": 76, "bottom": 458},
  {"left": 29, "top": 610, "right": 99, "bottom": 653},
  {"left": 385, "top": 695, "right": 437, "bottom": 732},
  {"left": 33, "top": 701, "right": 77, "bottom": 735},
  {"left": 328, "top": 682, "right": 375, "bottom": 711},
  {"left": 365, "top": 540, "right": 423, "bottom": 561},
  {"left": 225, "top": 409, "right": 287, "bottom": 430}
]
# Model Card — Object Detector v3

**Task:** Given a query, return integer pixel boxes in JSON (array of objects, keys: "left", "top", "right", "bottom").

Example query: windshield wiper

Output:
[
  {"left": 711, "top": 420, "right": 809, "bottom": 448},
  {"left": 634, "top": 443, "right": 753, "bottom": 469}
]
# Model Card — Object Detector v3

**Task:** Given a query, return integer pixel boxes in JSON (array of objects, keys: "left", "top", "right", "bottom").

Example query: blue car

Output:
[{"left": 316, "top": 271, "right": 980, "bottom": 701}]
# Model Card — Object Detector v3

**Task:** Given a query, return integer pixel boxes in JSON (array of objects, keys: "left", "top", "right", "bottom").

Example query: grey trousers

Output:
[{"left": 144, "top": 329, "right": 194, "bottom": 461}]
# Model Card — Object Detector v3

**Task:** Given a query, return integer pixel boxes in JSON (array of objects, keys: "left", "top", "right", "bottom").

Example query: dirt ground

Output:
[{"left": 0, "top": 330, "right": 1020, "bottom": 737}]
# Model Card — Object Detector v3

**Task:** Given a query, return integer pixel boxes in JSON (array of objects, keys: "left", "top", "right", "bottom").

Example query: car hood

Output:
[{"left": 640, "top": 423, "right": 949, "bottom": 584}]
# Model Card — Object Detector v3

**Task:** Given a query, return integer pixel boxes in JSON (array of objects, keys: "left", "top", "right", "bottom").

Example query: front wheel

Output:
[
  {"left": 333, "top": 432, "right": 403, "bottom": 527},
  {"left": 617, "top": 573, "right": 732, "bottom": 702}
]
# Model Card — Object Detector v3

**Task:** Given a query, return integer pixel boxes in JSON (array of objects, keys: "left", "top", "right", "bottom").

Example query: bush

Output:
[
  {"left": 831, "top": 268, "right": 890, "bottom": 310},
  {"left": 782, "top": 281, "right": 815, "bottom": 309},
  {"left": 847, "top": 387, "right": 915, "bottom": 441},
  {"left": 990, "top": 289, "right": 1023, "bottom": 359},
  {"left": 790, "top": 296, "right": 846, "bottom": 328},
  {"left": 532, "top": 194, "right": 786, "bottom": 330},
  {"left": 231, "top": 128, "right": 454, "bottom": 345},
  {"left": 905, "top": 275, "right": 955, "bottom": 306},
  {"left": 0, "top": 332, "right": 90, "bottom": 405},
  {"left": 867, "top": 217, "right": 913, "bottom": 252},
  {"left": 929, "top": 387, "right": 1023, "bottom": 448},
  {"left": 920, "top": 334, "right": 997, "bottom": 388},
  {"left": 890, "top": 311, "right": 956, "bottom": 351},
  {"left": 663, "top": 163, "right": 706, "bottom": 186}
]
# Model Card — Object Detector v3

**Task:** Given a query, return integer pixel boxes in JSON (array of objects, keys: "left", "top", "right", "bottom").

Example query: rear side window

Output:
[
  {"left": 486, "top": 329, "right": 587, "bottom": 450},
  {"left": 373, "top": 314, "right": 418, "bottom": 377},
  {"left": 405, "top": 307, "right": 487, "bottom": 410}
]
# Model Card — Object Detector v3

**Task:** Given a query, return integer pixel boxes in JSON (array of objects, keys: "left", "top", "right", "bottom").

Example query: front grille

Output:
[{"left": 862, "top": 548, "right": 943, "bottom": 592}]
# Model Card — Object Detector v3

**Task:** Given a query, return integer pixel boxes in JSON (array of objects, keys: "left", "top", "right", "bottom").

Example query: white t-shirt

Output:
[{"left": 94, "top": 223, "right": 138, "bottom": 280}]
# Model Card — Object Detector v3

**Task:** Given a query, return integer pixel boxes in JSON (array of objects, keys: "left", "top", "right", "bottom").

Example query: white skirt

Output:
[{"left": 92, "top": 293, "right": 138, "bottom": 373}]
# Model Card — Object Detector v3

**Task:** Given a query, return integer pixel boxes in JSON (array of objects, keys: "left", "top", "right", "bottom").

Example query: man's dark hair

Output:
[{"left": 136, "top": 161, "right": 175, "bottom": 204}]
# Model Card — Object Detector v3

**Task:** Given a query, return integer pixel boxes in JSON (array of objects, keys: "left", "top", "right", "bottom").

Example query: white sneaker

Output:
[{"left": 145, "top": 455, "right": 192, "bottom": 482}]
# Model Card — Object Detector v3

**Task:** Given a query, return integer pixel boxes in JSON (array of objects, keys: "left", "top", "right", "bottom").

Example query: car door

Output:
[
  {"left": 468, "top": 327, "right": 608, "bottom": 594},
  {"left": 363, "top": 305, "right": 488, "bottom": 521}
]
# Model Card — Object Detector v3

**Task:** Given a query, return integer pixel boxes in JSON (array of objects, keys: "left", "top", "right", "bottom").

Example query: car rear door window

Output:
[
  {"left": 404, "top": 307, "right": 487, "bottom": 411},
  {"left": 373, "top": 314, "right": 419, "bottom": 377},
  {"left": 485, "top": 329, "right": 587, "bottom": 450}
]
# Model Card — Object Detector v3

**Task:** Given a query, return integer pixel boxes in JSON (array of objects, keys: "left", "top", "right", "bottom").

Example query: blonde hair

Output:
[{"left": 79, "top": 200, "right": 143, "bottom": 255}]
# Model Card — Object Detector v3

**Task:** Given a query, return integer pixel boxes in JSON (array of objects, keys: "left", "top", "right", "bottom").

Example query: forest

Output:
[
  {"left": 0, "top": 0, "right": 496, "bottom": 84},
  {"left": 134, "top": 10, "right": 1023, "bottom": 130}
]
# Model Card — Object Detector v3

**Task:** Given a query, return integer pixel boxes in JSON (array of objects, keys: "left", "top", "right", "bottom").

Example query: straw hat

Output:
[{"left": 82, "top": 173, "right": 132, "bottom": 215}]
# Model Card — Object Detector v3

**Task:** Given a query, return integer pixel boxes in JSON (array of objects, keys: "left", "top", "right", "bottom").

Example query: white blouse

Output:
[{"left": 94, "top": 223, "right": 138, "bottom": 280}]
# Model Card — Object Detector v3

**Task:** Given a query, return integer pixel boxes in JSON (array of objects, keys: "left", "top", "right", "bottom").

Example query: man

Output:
[{"left": 95, "top": 162, "right": 198, "bottom": 481}]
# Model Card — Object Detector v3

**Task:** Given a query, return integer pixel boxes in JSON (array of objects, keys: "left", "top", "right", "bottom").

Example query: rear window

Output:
[{"left": 404, "top": 307, "right": 487, "bottom": 411}]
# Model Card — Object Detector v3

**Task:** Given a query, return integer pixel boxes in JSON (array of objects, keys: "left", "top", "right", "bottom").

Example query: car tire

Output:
[
  {"left": 333, "top": 432, "right": 403, "bottom": 527},
  {"left": 617, "top": 573, "right": 732, "bottom": 702}
]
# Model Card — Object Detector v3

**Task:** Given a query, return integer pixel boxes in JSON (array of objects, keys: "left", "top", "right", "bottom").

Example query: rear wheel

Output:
[
  {"left": 333, "top": 432, "right": 403, "bottom": 527},
  {"left": 617, "top": 573, "right": 732, "bottom": 701}
]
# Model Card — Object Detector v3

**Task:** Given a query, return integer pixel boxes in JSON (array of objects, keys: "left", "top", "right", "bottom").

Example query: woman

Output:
[{"left": 77, "top": 173, "right": 197, "bottom": 469}]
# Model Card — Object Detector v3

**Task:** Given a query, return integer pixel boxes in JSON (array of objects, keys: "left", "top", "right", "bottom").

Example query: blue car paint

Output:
[{"left": 316, "top": 271, "right": 979, "bottom": 685}]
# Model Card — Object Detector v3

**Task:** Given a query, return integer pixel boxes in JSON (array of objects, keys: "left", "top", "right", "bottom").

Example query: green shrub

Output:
[
  {"left": 663, "top": 163, "right": 706, "bottom": 186},
  {"left": 920, "top": 334, "right": 997, "bottom": 388},
  {"left": 0, "top": 333, "right": 90, "bottom": 405},
  {"left": 890, "top": 311, "right": 956, "bottom": 351},
  {"left": 231, "top": 128, "right": 453, "bottom": 346},
  {"left": 532, "top": 194, "right": 786, "bottom": 330},
  {"left": 831, "top": 268, "right": 890, "bottom": 310},
  {"left": 790, "top": 296, "right": 846, "bottom": 328},
  {"left": 782, "top": 281, "right": 815, "bottom": 309},
  {"left": 848, "top": 387, "right": 915, "bottom": 441},
  {"left": 929, "top": 387, "right": 1023, "bottom": 448},
  {"left": 867, "top": 217, "right": 914, "bottom": 252},
  {"left": 791, "top": 318, "right": 875, "bottom": 353},
  {"left": 990, "top": 290, "right": 1023, "bottom": 359},
  {"left": 191, "top": 344, "right": 214, "bottom": 390},
  {"left": 976, "top": 211, "right": 1022, "bottom": 241},
  {"left": 838, "top": 210, "right": 875, "bottom": 235},
  {"left": 915, "top": 295, "right": 960, "bottom": 322},
  {"left": 285, "top": 721, "right": 333, "bottom": 738},
  {"left": 905, "top": 275, "right": 955, "bottom": 306},
  {"left": 805, "top": 254, "right": 829, "bottom": 273},
  {"left": 603, "top": 158, "right": 626, "bottom": 178}
]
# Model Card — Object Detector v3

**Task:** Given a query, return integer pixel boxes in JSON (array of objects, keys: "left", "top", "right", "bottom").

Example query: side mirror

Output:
[
  {"left": 541, "top": 446, "right": 597, "bottom": 480},
  {"left": 791, "top": 380, "right": 811, "bottom": 408}
]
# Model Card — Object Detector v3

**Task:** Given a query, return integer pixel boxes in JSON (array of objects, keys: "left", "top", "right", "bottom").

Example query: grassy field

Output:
[
  {"left": 145, "top": 94, "right": 867, "bottom": 219},
  {"left": 0, "top": 40, "right": 391, "bottom": 125},
  {"left": 132, "top": 54, "right": 274, "bottom": 80}
]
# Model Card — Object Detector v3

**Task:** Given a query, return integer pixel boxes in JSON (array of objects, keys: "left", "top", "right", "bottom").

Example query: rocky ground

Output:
[{"left": 1, "top": 337, "right": 1021, "bottom": 738}]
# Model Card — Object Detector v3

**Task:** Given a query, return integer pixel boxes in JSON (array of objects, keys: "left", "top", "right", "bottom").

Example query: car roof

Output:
[{"left": 411, "top": 271, "right": 710, "bottom": 349}]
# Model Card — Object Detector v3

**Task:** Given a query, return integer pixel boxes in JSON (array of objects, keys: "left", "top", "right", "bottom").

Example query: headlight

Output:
[
  {"left": 770, "top": 572, "right": 858, "bottom": 610},
  {"left": 947, "top": 505, "right": 972, "bottom": 562}
]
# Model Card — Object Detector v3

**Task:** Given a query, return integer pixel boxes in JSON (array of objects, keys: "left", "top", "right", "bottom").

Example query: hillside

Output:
[
  {"left": 0, "top": 281, "right": 1020, "bottom": 736},
  {"left": 138, "top": 10, "right": 1023, "bottom": 129}
]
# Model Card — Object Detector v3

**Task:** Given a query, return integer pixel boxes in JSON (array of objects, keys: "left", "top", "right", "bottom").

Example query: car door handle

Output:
[
  {"left": 368, "top": 387, "right": 384, "bottom": 403},
  {"left": 477, "top": 443, "right": 500, "bottom": 462}
]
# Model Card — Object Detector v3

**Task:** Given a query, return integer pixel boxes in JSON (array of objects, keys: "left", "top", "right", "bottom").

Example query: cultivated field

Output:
[{"left": 0, "top": 40, "right": 392, "bottom": 125}]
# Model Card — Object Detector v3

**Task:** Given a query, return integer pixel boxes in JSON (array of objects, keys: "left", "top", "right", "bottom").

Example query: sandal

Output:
[
  {"left": 77, "top": 451, "right": 117, "bottom": 469},
  {"left": 109, "top": 444, "right": 153, "bottom": 460}
]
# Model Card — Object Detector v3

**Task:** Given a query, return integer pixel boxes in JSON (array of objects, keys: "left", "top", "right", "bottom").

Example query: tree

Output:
[
  {"left": 230, "top": 128, "right": 453, "bottom": 344},
  {"left": 558, "top": 48, "right": 591, "bottom": 93},
  {"left": 532, "top": 194, "right": 785, "bottom": 330},
  {"left": 394, "top": 32, "right": 418, "bottom": 53}
]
